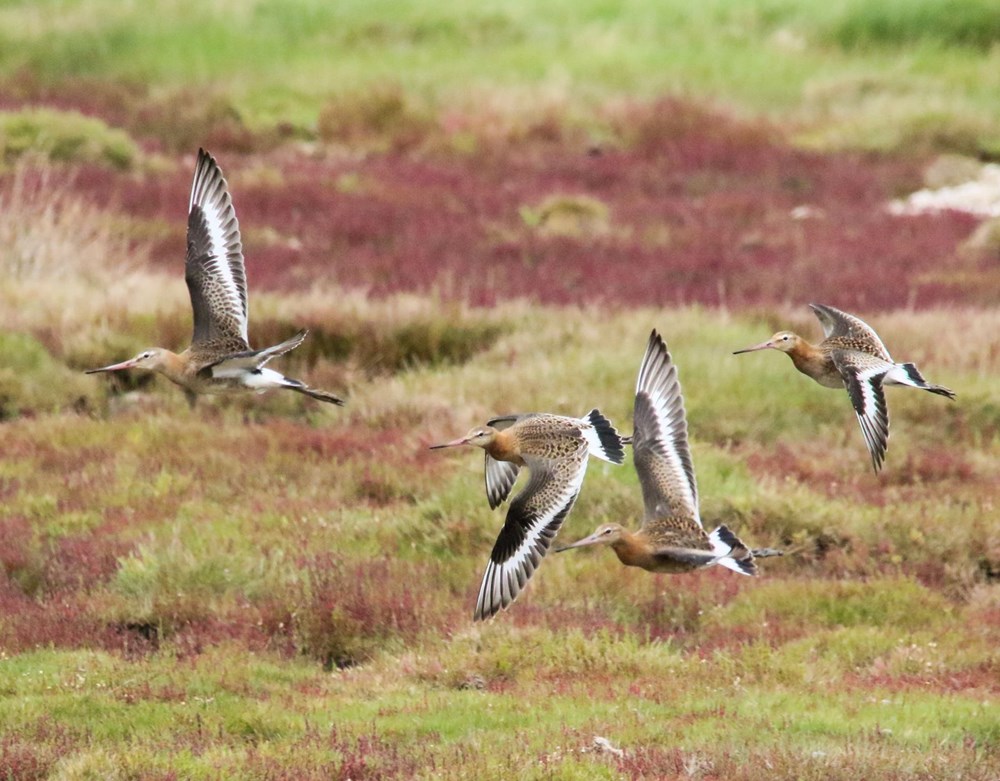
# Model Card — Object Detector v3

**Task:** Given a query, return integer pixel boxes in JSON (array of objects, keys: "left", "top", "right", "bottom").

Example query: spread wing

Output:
[
  {"left": 186, "top": 148, "right": 249, "bottom": 348},
  {"left": 830, "top": 349, "right": 890, "bottom": 473},
  {"left": 474, "top": 446, "right": 588, "bottom": 620},
  {"left": 482, "top": 414, "right": 532, "bottom": 508},
  {"left": 485, "top": 453, "right": 521, "bottom": 510},
  {"left": 631, "top": 330, "right": 701, "bottom": 530},
  {"left": 810, "top": 303, "right": 891, "bottom": 361}
]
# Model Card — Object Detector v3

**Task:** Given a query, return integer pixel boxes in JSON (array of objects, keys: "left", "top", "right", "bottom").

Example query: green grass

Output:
[{"left": 2, "top": 0, "right": 1000, "bottom": 154}]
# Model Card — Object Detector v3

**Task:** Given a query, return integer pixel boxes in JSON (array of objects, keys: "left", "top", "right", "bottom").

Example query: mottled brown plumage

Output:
[
  {"left": 87, "top": 149, "right": 344, "bottom": 407},
  {"left": 431, "top": 409, "right": 624, "bottom": 619},
  {"left": 558, "top": 331, "right": 779, "bottom": 576},
  {"left": 733, "top": 303, "right": 954, "bottom": 472}
]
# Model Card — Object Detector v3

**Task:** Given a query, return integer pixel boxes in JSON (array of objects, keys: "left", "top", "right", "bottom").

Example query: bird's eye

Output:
[
  {"left": 603, "top": 528, "right": 612, "bottom": 535},
  {"left": 782, "top": 336, "right": 790, "bottom": 341}
]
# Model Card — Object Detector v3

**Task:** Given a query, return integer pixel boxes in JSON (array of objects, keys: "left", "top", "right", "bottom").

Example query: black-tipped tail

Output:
[
  {"left": 584, "top": 408, "right": 626, "bottom": 465},
  {"left": 899, "top": 363, "right": 956, "bottom": 400},
  {"left": 709, "top": 524, "right": 757, "bottom": 576}
]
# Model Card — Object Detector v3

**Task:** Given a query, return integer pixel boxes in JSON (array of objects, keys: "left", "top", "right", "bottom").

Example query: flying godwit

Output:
[
  {"left": 733, "top": 303, "right": 954, "bottom": 472},
  {"left": 87, "top": 149, "right": 344, "bottom": 408},
  {"left": 430, "top": 410, "right": 625, "bottom": 620},
  {"left": 557, "top": 331, "right": 781, "bottom": 575}
]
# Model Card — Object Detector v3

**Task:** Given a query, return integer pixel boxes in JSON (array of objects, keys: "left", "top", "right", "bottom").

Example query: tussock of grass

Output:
[
  {"left": 317, "top": 83, "right": 435, "bottom": 153},
  {"left": 0, "top": 162, "right": 174, "bottom": 386},
  {"left": 0, "top": 108, "right": 137, "bottom": 169},
  {"left": 519, "top": 194, "right": 610, "bottom": 239},
  {"left": 132, "top": 88, "right": 257, "bottom": 154},
  {"left": 0, "top": 332, "right": 92, "bottom": 418},
  {"left": 796, "top": 89, "right": 1000, "bottom": 157}
]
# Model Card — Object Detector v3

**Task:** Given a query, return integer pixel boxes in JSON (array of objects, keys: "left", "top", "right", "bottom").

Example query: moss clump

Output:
[
  {"left": 0, "top": 109, "right": 137, "bottom": 169},
  {"left": 0, "top": 332, "right": 94, "bottom": 419},
  {"left": 519, "top": 194, "right": 610, "bottom": 238}
]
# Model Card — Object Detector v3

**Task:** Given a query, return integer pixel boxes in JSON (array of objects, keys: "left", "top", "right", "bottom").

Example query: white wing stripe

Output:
[
  {"left": 648, "top": 385, "right": 699, "bottom": 522},
  {"left": 475, "top": 457, "right": 587, "bottom": 619},
  {"left": 190, "top": 154, "right": 248, "bottom": 342},
  {"left": 851, "top": 367, "right": 889, "bottom": 470}
]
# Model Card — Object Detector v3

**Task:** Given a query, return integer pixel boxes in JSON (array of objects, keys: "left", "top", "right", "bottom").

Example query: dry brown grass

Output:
[{"left": 0, "top": 161, "right": 176, "bottom": 339}]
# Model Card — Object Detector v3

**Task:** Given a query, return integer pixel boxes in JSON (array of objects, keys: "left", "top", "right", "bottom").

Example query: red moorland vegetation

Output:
[{"left": 2, "top": 90, "right": 989, "bottom": 310}]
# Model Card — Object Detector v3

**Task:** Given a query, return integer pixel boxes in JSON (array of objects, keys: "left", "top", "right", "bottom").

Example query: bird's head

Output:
[
  {"left": 555, "top": 523, "right": 627, "bottom": 552},
  {"left": 733, "top": 331, "right": 802, "bottom": 356},
  {"left": 429, "top": 425, "right": 498, "bottom": 451},
  {"left": 86, "top": 348, "right": 170, "bottom": 375}
]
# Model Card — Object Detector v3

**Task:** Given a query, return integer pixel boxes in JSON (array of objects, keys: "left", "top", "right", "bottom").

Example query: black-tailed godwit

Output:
[
  {"left": 87, "top": 149, "right": 344, "bottom": 408},
  {"left": 733, "top": 303, "right": 954, "bottom": 472},
  {"left": 431, "top": 410, "right": 625, "bottom": 620},
  {"left": 557, "top": 331, "right": 780, "bottom": 574}
]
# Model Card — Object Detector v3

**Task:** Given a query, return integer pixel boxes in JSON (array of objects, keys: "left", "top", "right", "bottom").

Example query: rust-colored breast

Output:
[
  {"left": 612, "top": 524, "right": 710, "bottom": 574},
  {"left": 788, "top": 342, "right": 841, "bottom": 388},
  {"left": 485, "top": 428, "right": 524, "bottom": 465}
]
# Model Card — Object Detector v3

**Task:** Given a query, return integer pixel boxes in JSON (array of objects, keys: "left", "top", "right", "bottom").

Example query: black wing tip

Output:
[
  {"left": 637, "top": 329, "right": 674, "bottom": 394},
  {"left": 901, "top": 363, "right": 956, "bottom": 400},
  {"left": 867, "top": 438, "right": 887, "bottom": 474},
  {"left": 189, "top": 147, "right": 230, "bottom": 212},
  {"left": 735, "top": 557, "right": 758, "bottom": 576},
  {"left": 473, "top": 562, "right": 522, "bottom": 622},
  {"left": 194, "top": 147, "right": 221, "bottom": 179}
]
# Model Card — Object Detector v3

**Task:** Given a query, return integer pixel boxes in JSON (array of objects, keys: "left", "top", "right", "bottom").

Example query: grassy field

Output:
[
  {"left": 1, "top": 300, "right": 999, "bottom": 779},
  {"left": 2, "top": 1, "right": 1000, "bottom": 779}
]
